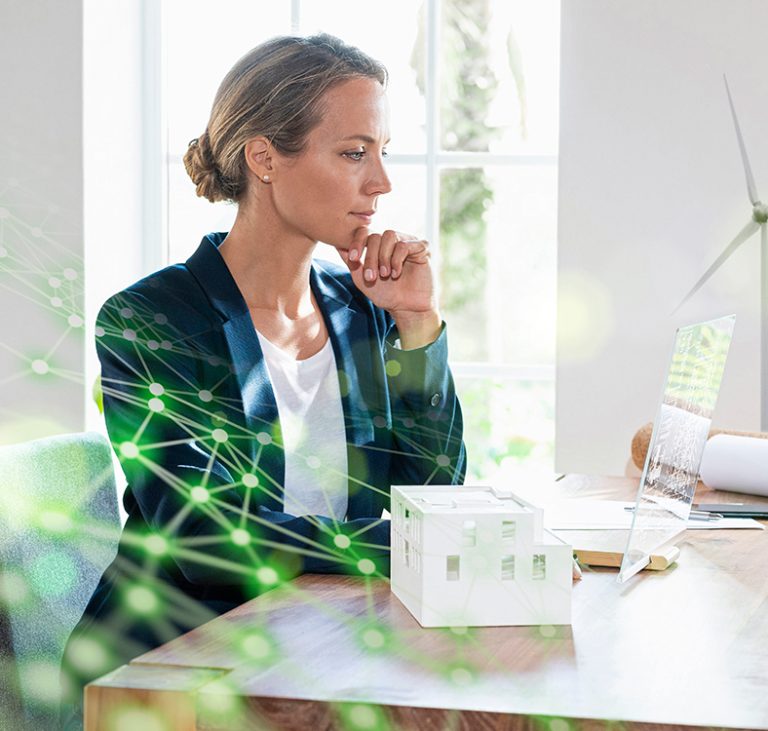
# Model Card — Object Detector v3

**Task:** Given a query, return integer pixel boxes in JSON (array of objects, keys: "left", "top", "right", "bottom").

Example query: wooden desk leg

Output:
[{"left": 85, "top": 663, "right": 226, "bottom": 731}]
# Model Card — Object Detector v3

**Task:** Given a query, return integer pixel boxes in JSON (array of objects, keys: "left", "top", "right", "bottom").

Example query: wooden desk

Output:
[{"left": 86, "top": 476, "right": 768, "bottom": 730}]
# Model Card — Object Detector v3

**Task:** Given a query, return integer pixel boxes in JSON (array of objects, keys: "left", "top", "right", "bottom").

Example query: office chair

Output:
[{"left": 0, "top": 432, "right": 120, "bottom": 730}]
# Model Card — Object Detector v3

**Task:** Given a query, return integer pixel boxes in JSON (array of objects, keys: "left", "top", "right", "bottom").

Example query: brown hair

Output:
[{"left": 183, "top": 34, "right": 387, "bottom": 204}]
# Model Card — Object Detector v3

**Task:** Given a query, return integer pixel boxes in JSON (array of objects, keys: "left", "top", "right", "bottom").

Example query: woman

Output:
[{"left": 60, "top": 33, "right": 465, "bottom": 726}]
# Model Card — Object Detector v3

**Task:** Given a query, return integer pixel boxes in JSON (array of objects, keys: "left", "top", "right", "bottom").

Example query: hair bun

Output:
[{"left": 183, "top": 131, "right": 229, "bottom": 203}]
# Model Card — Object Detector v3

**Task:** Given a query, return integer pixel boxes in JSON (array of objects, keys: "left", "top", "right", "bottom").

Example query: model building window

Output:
[
  {"left": 532, "top": 553, "right": 546, "bottom": 580},
  {"left": 502, "top": 520, "right": 516, "bottom": 542},
  {"left": 446, "top": 555, "right": 460, "bottom": 581},
  {"left": 462, "top": 520, "right": 477, "bottom": 547},
  {"left": 501, "top": 555, "right": 516, "bottom": 580}
]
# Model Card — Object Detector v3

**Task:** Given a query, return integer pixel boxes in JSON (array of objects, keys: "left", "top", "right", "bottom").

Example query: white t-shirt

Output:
[{"left": 255, "top": 330, "right": 348, "bottom": 521}]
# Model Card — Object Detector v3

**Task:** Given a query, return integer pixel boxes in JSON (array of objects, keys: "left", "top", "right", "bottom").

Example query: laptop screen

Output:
[{"left": 617, "top": 315, "right": 736, "bottom": 583}]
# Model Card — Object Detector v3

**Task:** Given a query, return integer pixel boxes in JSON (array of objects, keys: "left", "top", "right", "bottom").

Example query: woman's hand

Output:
[{"left": 339, "top": 227, "right": 442, "bottom": 349}]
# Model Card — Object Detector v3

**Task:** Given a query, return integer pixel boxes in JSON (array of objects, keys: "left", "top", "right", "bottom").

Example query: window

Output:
[
  {"left": 532, "top": 553, "right": 546, "bottom": 580},
  {"left": 502, "top": 520, "right": 516, "bottom": 542},
  {"left": 446, "top": 555, "right": 460, "bottom": 581},
  {"left": 462, "top": 520, "right": 477, "bottom": 547},
  {"left": 161, "top": 1, "right": 560, "bottom": 480},
  {"left": 501, "top": 555, "right": 515, "bottom": 580}
]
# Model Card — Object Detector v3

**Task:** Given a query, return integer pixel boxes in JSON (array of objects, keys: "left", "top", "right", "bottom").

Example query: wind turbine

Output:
[{"left": 676, "top": 75, "right": 768, "bottom": 428}]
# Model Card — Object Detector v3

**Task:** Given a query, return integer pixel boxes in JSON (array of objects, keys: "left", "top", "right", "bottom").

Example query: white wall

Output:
[
  {"left": 557, "top": 0, "right": 768, "bottom": 475},
  {"left": 0, "top": 0, "right": 85, "bottom": 443}
]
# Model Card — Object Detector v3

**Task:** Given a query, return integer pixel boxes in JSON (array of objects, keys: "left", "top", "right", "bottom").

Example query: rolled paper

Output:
[
  {"left": 699, "top": 434, "right": 768, "bottom": 497},
  {"left": 631, "top": 422, "right": 768, "bottom": 471}
]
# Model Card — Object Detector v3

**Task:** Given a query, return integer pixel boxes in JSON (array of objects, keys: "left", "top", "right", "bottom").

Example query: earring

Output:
[{"left": 262, "top": 175, "right": 271, "bottom": 183}]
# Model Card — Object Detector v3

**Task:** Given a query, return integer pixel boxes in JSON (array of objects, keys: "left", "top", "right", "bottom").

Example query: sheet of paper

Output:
[{"left": 542, "top": 499, "right": 764, "bottom": 530}]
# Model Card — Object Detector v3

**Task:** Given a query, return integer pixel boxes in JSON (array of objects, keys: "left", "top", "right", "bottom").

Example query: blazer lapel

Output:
[
  {"left": 186, "top": 234, "right": 284, "bottom": 512},
  {"left": 310, "top": 263, "right": 377, "bottom": 514}
]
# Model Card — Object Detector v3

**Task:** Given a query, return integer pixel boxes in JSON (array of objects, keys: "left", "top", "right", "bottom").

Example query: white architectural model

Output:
[{"left": 390, "top": 485, "right": 572, "bottom": 627}]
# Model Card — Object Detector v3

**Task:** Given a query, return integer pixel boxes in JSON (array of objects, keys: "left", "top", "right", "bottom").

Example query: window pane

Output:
[
  {"left": 439, "top": 165, "right": 556, "bottom": 364},
  {"left": 440, "top": 0, "right": 560, "bottom": 155},
  {"left": 168, "top": 161, "right": 236, "bottom": 263},
  {"left": 163, "top": 0, "right": 292, "bottom": 155},
  {"left": 299, "top": 0, "right": 426, "bottom": 153},
  {"left": 454, "top": 377, "right": 554, "bottom": 482}
]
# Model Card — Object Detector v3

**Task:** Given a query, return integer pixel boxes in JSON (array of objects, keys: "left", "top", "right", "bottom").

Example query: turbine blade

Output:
[
  {"left": 724, "top": 74, "right": 760, "bottom": 206},
  {"left": 674, "top": 219, "right": 760, "bottom": 313}
]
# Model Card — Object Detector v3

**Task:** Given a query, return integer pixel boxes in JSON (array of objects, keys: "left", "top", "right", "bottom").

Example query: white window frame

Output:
[{"left": 156, "top": 0, "right": 557, "bottom": 388}]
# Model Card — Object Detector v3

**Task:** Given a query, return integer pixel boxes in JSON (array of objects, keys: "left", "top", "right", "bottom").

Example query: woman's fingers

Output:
[
  {"left": 347, "top": 226, "right": 369, "bottom": 265},
  {"left": 343, "top": 229, "right": 429, "bottom": 283},
  {"left": 362, "top": 233, "right": 381, "bottom": 283},
  {"left": 391, "top": 238, "right": 428, "bottom": 279},
  {"left": 377, "top": 230, "right": 400, "bottom": 278}
]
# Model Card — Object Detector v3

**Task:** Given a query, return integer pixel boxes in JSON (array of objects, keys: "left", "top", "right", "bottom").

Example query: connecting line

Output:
[
  {"left": 347, "top": 517, "right": 390, "bottom": 539},
  {"left": 132, "top": 410, "right": 154, "bottom": 444}
]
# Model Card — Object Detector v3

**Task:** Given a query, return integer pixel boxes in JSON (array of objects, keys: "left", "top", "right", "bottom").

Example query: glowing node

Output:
[
  {"left": 333, "top": 534, "right": 351, "bottom": 549},
  {"left": 147, "top": 339, "right": 159, "bottom": 350},
  {"left": 160, "top": 340, "right": 172, "bottom": 350},
  {"left": 436, "top": 454, "right": 451, "bottom": 467},
  {"left": 385, "top": 359, "right": 402, "bottom": 377},
  {"left": 231, "top": 528, "right": 250, "bottom": 546},
  {"left": 198, "top": 681, "right": 238, "bottom": 713},
  {"left": 50, "top": 297, "right": 63, "bottom": 308},
  {"left": 67, "top": 314, "right": 83, "bottom": 328},
  {"left": 198, "top": 389, "right": 213, "bottom": 402},
  {"left": 373, "top": 415, "right": 387, "bottom": 428},
  {"left": 450, "top": 667, "right": 473, "bottom": 686},
  {"left": 357, "top": 558, "right": 376, "bottom": 575},
  {"left": 149, "top": 382, "right": 164, "bottom": 396},
  {"left": 120, "top": 307, "right": 134, "bottom": 318},
  {"left": 31, "top": 359, "right": 49, "bottom": 375},
  {"left": 126, "top": 585, "right": 159, "bottom": 615},
  {"left": 66, "top": 636, "right": 110, "bottom": 675},
  {"left": 540, "top": 625, "right": 556, "bottom": 638},
  {"left": 30, "top": 551, "right": 77, "bottom": 597},
  {"left": 122, "top": 328, "right": 137, "bottom": 341},
  {"left": 120, "top": 441, "right": 139, "bottom": 459},
  {"left": 256, "top": 431, "right": 272, "bottom": 445},
  {"left": 190, "top": 486, "right": 209, "bottom": 503},
  {"left": 347, "top": 704, "right": 377, "bottom": 730},
  {"left": 38, "top": 510, "right": 73, "bottom": 533},
  {"left": 402, "top": 417, "right": 415, "bottom": 428},
  {"left": 306, "top": 455, "right": 321, "bottom": 469},
  {"left": 63, "top": 267, "right": 77, "bottom": 280},
  {"left": 20, "top": 660, "right": 60, "bottom": 703},
  {"left": 549, "top": 719, "right": 570, "bottom": 731},
  {"left": 144, "top": 534, "right": 168, "bottom": 556},
  {"left": 0, "top": 571, "right": 29, "bottom": 605},
  {"left": 148, "top": 397, "right": 164, "bottom": 413},
  {"left": 212, "top": 428, "right": 228, "bottom": 443},
  {"left": 48, "top": 276, "right": 62, "bottom": 288},
  {"left": 95, "top": 326, "right": 105, "bottom": 337},
  {"left": 450, "top": 625, "right": 468, "bottom": 636},
  {"left": 361, "top": 628, "right": 385, "bottom": 649},
  {"left": 154, "top": 313, "right": 168, "bottom": 325},
  {"left": 111, "top": 706, "right": 166, "bottom": 731},
  {"left": 31, "top": 226, "right": 42, "bottom": 237},
  {"left": 242, "top": 473, "right": 259, "bottom": 488},
  {"left": 242, "top": 632, "right": 271, "bottom": 659},
  {"left": 256, "top": 566, "right": 279, "bottom": 585}
]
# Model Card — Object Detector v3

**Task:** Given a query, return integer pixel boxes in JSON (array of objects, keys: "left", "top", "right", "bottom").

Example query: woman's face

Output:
[{"left": 269, "top": 76, "right": 392, "bottom": 249}]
